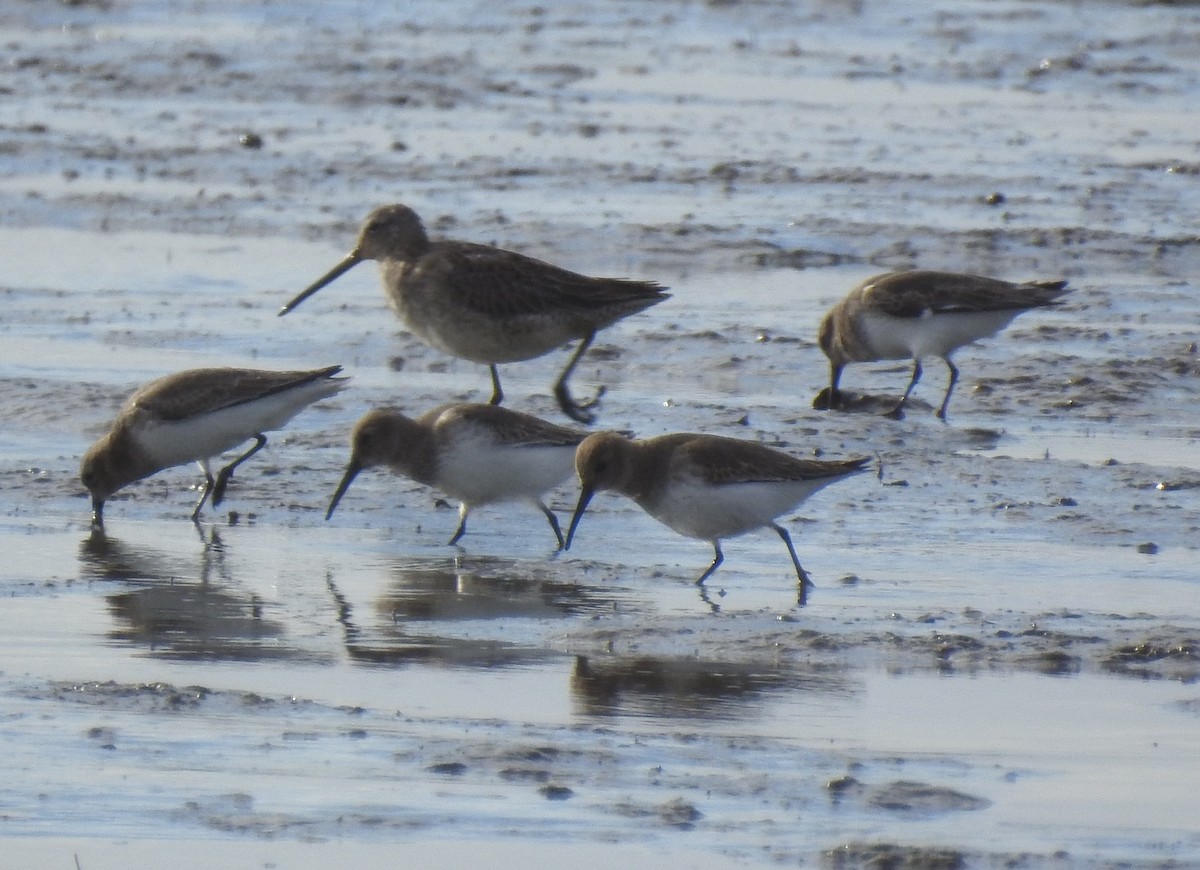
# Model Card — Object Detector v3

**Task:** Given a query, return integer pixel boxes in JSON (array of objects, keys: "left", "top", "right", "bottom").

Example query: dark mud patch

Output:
[
  {"left": 865, "top": 780, "right": 991, "bottom": 817},
  {"left": 824, "top": 842, "right": 969, "bottom": 870}
]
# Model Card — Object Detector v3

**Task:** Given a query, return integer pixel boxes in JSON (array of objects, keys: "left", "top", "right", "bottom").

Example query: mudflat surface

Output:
[{"left": 2, "top": 0, "right": 1199, "bottom": 867}]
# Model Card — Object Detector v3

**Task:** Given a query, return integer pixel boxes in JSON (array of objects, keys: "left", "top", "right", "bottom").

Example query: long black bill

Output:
[
  {"left": 279, "top": 252, "right": 362, "bottom": 316},
  {"left": 325, "top": 461, "right": 363, "bottom": 520},
  {"left": 90, "top": 495, "right": 105, "bottom": 528},
  {"left": 563, "top": 486, "right": 595, "bottom": 551}
]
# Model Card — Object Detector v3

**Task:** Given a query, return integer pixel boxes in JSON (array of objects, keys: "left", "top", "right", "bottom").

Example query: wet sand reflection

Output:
[
  {"left": 570, "top": 654, "right": 854, "bottom": 720},
  {"left": 80, "top": 527, "right": 324, "bottom": 663},
  {"left": 327, "top": 555, "right": 623, "bottom": 669}
]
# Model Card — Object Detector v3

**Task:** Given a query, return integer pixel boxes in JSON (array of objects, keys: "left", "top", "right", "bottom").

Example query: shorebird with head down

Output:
[
  {"left": 325, "top": 402, "right": 589, "bottom": 548},
  {"left": 814, "top": 270, "right": 1070, "bottom": 420},
  {"left": 565, "top": 431, "right": 869, "bottom": 605},
  {"left": 81, "top": 365, "right": 347, "bottom": 525}
]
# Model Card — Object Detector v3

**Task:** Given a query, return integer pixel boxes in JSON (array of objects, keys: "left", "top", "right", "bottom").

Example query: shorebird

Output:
[
  {"left": 813, "top": 270, "right": 1070, "bottom": 419},
  {"left": 279, "top": 203, "right": 669, "bottom": 423},
  {"left": 81, "top": 366, "right": 347, "bottom": 525},
  {"left": 564, "top": 431, "right": 869, "bottom": 603},
  {"left": 325, "top": 403, "right": 589, "bottom": 548}
]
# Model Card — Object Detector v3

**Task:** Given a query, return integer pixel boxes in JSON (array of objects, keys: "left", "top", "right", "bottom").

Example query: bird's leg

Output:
[
  {"left": 191, "top": 460, "right": 217, "bottom": 522},
  {"left": 448, "top": 504, "right": 469, "bottom": 546},
  {"left": 887, "top": 359, "right": 924, "bottom": 420},
  {"left": 539, "top": 502, "right": 565, "bottom": 550},
  {"left": 936, "top": 358, "right": 960, "bottom": 421},
  {"left": 695, "top": 542, "right": 725, "bottom": 586},
  {"left": 212, "top": 434, "right": 267, "bottom": 506},
  {"left": 554, "top": 331, "right": 603, "bottom": 425},
  {"left": 488, "top": 364, "right": 504, "bottom": 406},
  {"left": 772, "top": 523, "right": 812, "bottom": 606}
]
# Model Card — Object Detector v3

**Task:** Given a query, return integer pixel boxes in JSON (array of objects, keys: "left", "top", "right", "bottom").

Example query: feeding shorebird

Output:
[
  {"left": 564, "top": 431, "right": 869, "bottom": 604},
  {"left": 279, "top": 203, "right": 669, "bottom": 423},
  {"left": 81, "top": 365, "right": 348, "bottom": 525},
  {"left": 813, "top": 270, "right": 1070, "bottom": 419},
  {"left": 325, "top": 403, "right": 589, "bottom": 548}
]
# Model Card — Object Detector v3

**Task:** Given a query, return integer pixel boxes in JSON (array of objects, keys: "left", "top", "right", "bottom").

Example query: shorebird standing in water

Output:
[
  {"left": 564, "top": 431, "right": 869, "bottom": 604},
  {"left": 325, "top": 403, "right": 589, "bottom": 548},
  {"left": 813, "top": 270, "right": 1070, "bottom": 420},
  {"left": 81, "top": 365, "right": 348, "bottom": 525},
  {"left": 280, "top": 204, "right": 669, "bottom": 424}
]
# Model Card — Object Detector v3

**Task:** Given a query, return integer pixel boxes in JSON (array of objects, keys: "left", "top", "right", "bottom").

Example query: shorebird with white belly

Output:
[
  {"left": 564, "top": 431, "right": 869, "bottom": 604},
  {"left": 81, "top": 365, "right": 348, "bottom": 525},
  {"left": 813, "top": 270, "right": 1070, "bottom": 419},
  {"left": 280, "top": 203, "right": 669, "bottom": 424},
  {"left": 325, "top": 403, "right": 589, "bottom": 548}
]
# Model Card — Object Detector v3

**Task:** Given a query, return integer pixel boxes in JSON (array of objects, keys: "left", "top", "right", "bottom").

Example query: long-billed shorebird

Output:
[
  {"left": 564, "top": 431, "right": 868, "bottom": 603},
  {"left": 279, "top": 204, "right": 669, "bottom": 423},
  {"left": 325, "top": 403, "right": 589, "bottom": 548},
  {"left": 81, "top": 366, "right": 347, "bottom": 525},
  {"left": 813, "top": 270, "right": 1070, "bottom": 420}
]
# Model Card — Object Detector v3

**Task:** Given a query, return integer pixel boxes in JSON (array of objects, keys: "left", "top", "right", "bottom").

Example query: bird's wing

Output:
[
  {"left": 131, "top": 366, "right": 343, "bottom": 421},
  {"left": 864, "top": 271, "right": 1068, "bottom": 317}
]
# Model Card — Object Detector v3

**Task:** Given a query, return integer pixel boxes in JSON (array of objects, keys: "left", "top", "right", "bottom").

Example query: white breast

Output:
[
  {"left": 436, "top": 435, "right": 577, "bottom": 506},
  {"left": 860, "top": 309, "right": 1023, "bottom": 360},
  {"left": 133, "top": 383, "right": 335, "bottom": 468},
  {"left": 644, "top": 475, "right": 845, "bottom": 542}
]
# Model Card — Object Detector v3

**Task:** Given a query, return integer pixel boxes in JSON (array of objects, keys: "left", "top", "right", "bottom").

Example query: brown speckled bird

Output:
[
  {"left": 280, "top": 204, "right": 669, "bottom": 423},
  {"left": 814, "top": 270, "right": 1070, "bottom": 419}
]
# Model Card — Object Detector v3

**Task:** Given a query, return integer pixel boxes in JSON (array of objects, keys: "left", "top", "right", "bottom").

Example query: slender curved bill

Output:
[
  {"left": 325, "top": 460, "right": 363, "bottom": 520},
  {"left": 563, "top": 486, "right": 596, "bottom": 550}
]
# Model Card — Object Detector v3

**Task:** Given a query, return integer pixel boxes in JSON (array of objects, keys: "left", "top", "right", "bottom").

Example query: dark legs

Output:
[
  {"left": 191, "top": 467, "right": 217, "bottom": 522},
  {"left": 450, "top": 503, "right": 565, "bottom": 550},
  {"left": 695, "top": 542, "right": 725, "bottom": 586},
  {"left": 488, "top": 365, "right": 504, "bottom": 406},
  {"left": 772, "top": 522, "right": 812, "bottom": 606},
  {"left": 487, "top": 333, "right": 604, "bottom": 424},
  {"left": 191, "top": 434, "right": 267, "bottom": 521},
  {"left": 891, "top": 356, "right": 958, "bottom": 420},
  {"left": 694, "top": 542, "right": 726, "bottom": 614},
  {"left": 448, "top": 506, "right": 469, "bottom": 546},
  {"left": 540, "top": 502, "right": 566, "bottom": 550},
  {"left": 887, "top": 360, "right": 923, "bottom": 420},
  {"left": 212, "top": 435, "right": 267, "bottom": 506},
  {"left": 936, "top": 358, "right": 959, "bottom": 420},
  {"left": 694, "top": 530, "right": 812, "bottom": 606},
  {"left": 823, "top": 356, "right": 958, "bottom": 420},
  {"left": 554, "top": 331, "right": 604, "bottom": 425}
]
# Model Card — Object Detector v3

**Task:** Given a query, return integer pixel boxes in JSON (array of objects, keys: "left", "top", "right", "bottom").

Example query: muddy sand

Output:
[{"left": 2, "top": 0, "right": 1199, "bottom": 867}]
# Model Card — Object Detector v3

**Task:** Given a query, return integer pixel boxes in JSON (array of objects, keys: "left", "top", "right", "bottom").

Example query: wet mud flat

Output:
[{"left": 3, "top": 0, "right": 1200, "bottom": 867}]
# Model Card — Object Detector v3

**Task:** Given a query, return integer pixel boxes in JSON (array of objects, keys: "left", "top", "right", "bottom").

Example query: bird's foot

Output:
[{"left": 556, "top": 384, "right": 605, "bottom": 425}]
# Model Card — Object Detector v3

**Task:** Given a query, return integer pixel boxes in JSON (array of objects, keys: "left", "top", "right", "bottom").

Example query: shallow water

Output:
[{"left": 3, "top": 0, "right": 1200, "bottom": 866}]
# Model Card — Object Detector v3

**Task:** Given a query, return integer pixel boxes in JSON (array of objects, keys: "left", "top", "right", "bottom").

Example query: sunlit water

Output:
[{"left": 3, "top": 0, "right": 1200, "bottom": 865}]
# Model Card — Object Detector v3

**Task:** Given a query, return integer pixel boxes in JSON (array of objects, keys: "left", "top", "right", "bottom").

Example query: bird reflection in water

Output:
[
  {"left": 570, "top": 654, "right": 852, "bottom": 721},
  {"left": 325, "top": 555, "right": 615, "bottom": 669},
  {"left": 377, "top": 554, "right": 610, "bottom": 622},
  {"left": 79, "top": 526, "right": 310, "bottom": 662}
]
